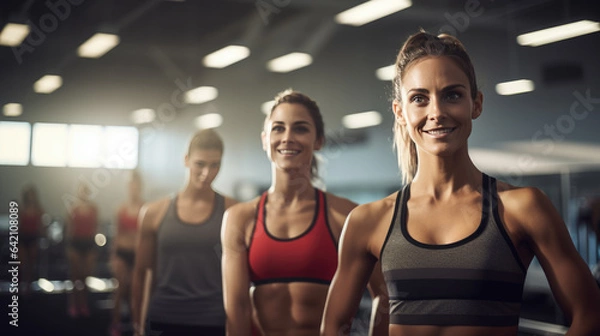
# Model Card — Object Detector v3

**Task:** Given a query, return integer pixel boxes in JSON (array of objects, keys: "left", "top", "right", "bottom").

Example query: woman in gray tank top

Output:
[
  {"left": 130, "top": 129, "right": 237, "bottom": 336},
  {"left": 321, "top": 31, "right": 600, "bottom": 336}
]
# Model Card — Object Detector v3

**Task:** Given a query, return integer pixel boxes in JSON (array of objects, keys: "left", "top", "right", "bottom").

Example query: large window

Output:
[
  {"left": 0, "top": 121, "right": 138, "bottom": 169},
  {"left": 67, "top": 124, "right": 103, "bottom": 168},
  {"left": 0, "top": 121, "right": 31, "bottom": 166},
  {"left": 31, "top": 123, "right": 69, "bottom": 167}
]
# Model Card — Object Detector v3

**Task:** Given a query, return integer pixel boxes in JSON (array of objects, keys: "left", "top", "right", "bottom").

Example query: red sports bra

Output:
[
  {"left": 118, "top": 207, "right": 139, "bottom": 233},
  {"left": 20, "top": 209, "right": 43, "bottom": 236},
  {"left": 248, "top": 189, "right": 338, "bottom": 285},
  {"left": 70, "top": 205, "right": 98, "bottom": 238}
]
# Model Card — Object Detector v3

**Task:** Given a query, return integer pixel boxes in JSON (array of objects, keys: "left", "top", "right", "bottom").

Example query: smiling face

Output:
[
  {"left": 185, "top": 149, "right": 222, "bottom": 190},
  {"left": 394, "top": 56, "right": 482, "bottom": 158},
  {"left": 262, "top": 102, "right": 323, "bottom": 175}
]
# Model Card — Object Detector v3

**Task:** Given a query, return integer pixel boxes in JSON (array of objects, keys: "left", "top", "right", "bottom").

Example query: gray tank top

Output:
[
  {"left": 147, "top": 192, "right": 226, "bottom": 326},
  {"left": 380, "top": 174, "right": 527, "bottom": 326}
]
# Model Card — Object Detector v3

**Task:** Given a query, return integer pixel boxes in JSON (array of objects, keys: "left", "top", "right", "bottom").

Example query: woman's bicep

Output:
[
  {"left": 322, "top": 210, "right": 377, "bottom": 335},
  {"left": 134, "top": 206, "right": 158, "bottom": 271},
  {"left": 221, "top": 208, "right": 253, "bottom": 335},
  {"left": 519, "top": 189, "right": 600, "bottom": 325},
  {"left": 221, "top": 210, "right": 251, "bottom": 301}
]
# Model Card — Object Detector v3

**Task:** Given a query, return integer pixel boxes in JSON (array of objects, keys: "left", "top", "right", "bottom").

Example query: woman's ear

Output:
[
  {"left": 392, "top": 100, "right": 406, "bottom": 126},
  {"left": 261, "top": 131, "right": 267, "bottom": 151},
  {"left": 472, "top": 91, "right": 483, "bottom": 119},
  {"left": 314, "top": 136, "right": 324, "bottom": 151}
]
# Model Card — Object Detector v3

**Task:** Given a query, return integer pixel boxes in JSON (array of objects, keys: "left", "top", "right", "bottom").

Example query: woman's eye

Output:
[
  {"left": 410, "top": 95, "right": 427, "bottom": 104},
  {"left": 272, "top": 126, "right": 284, "bottom": 132},
  {"left": 294, "top": 126, "right": 309, "bottom": 133},
  {"left": 445, "top": 91, "right": 461, "bottom": 101}
]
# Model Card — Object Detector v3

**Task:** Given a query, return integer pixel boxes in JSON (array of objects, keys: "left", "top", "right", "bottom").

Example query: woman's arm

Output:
[
  {"left": 131, "top": 200, "right": 164, "bottom": 336},
  {"left": 509, "top": 187, "right": 600, "bottom": 335},
  {"left": 326, "top": 194, "right": 389, "bottom": 336},
  {"left": 111, "top": 207, "right": 122, "bottom": 256},
  {"left": 321, "top": 205, "right": 379, "bottom": 335},
  {"left": 221, "top": 204, "right": 253, "bottom": 336},
  {"left": 366, "top": 261, "right": 389, "bottom": 336}
]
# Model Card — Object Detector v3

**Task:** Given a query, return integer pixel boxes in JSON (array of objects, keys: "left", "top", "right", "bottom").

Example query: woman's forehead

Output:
[
  {"left": 402, "top": 56, "right": 469, "bottom": 90},
  {"left": 268, "top": 103, "right": 313, "bottom": 123}
]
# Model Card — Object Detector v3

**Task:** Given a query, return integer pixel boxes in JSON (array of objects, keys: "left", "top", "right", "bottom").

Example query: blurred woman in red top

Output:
[
  {"left": 20, "top": 184, "right": 45, "bottom": 295},
  {"left": 109, "top": 171, "right": 144, "bottom": 336},
  {"left": 66, "top": 181, "right": 99, "bottom": 318}
]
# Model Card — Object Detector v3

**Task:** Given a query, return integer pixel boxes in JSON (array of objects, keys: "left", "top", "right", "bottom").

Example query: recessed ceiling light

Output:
[
  {"left": 77, "top": 33, "right": 120, "bottom": 58},
  {"left": 517, "top": 20, "right": 600, "bottom": 47},
  {"left": 3, "top": 103, "right": 23, "bottom": 117},
  {"left": 375, "top": 64, "right": 395, "bottom": 81},
  {"left": 0, "top": 23, "right": 30, "bottom": 46},
  {"left": 130, "top": 109, "right": 156, "bottom": 124},
  {"left": 203, "top": 45, "right": 250, "bottom": 69},
  {"left": 342, "top": 111, "right": 382, "bottom": 129},
  {"left": 335, "top": 0, "right": 412, "bottom": 27},
  {"left": 33, "top": 75, "right": 63, "bottom": 94},
  {"left": 185, "top": 86, "right": 218, "bottom": 104},
  {"left": 261, "top": 100, "right": 275, "bottom": 115},
  {"left": 195, "top": 113, "right": 223, "bottom": 129},
  {"left": 266, "top": 52, "right": 313, "bottom": 73},
  {"left": 495, "top": 79, "right": 535, "bottom": 96}
]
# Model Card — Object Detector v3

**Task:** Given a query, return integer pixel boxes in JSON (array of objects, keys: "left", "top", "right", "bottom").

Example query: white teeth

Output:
[
  {"left": 279, "top": 149, "right": 299, "bottom": 154},
  {"left": 426, "top": 128, "right": 453, "bottom": 135}
]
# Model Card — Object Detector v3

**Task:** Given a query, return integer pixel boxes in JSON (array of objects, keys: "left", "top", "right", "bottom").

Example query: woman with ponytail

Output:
[{"left": 321, "top": 31, "right": 600, "bottom": 336}]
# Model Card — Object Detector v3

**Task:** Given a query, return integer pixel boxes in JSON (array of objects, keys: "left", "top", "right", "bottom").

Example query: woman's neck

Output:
[
  {"left": 269, "top": 170, "right": 315, "bottom": 204},
  {"left": 412, "top": 150, "right": 481, "bottom": 199},
  {"left": 181, "top": 184, "right": 214, "bottom": 201}
]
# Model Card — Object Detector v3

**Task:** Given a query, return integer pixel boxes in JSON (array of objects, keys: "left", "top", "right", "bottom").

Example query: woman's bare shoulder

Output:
[
  {"left": 139, "top": 197, "right": 171, "bottom": 231},
  {"left": 324, "top": 192, "right": 358, "bottom": 217},
  {"left": 354, "top": 192, "right": 398, "bottom": 217},
  {"left": 346, "top": 191, "right": 399, "bottom": 230},
  {"left": 496, "top": 180, "right": 549, "bottom": 209},
  {"left": 495, "top": 179, "right": 561, "bottom": 232},
  {"left": 225, "top": 196, "right": 261, "bottom": 223}
]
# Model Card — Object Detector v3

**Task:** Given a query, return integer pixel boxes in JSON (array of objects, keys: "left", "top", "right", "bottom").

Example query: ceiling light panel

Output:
[
  {"left": 517, "top": 20, "right": 600, "bottom": 47},
  {"left": 203, "top": 45, "right": 250, "bottom": 68},
  {"left": 0, "top": 23, "right": 30, "bottom": 46},
  {"left": 33, "top": 75, "right": 63, "bottom": 94},
  {"left": 185, "top": 86, "right": 218, "bottom": 104},
  {"left": 266, "top": 52, "right": 313, "bottom": 73},
  {"left": 342, "top": 111, "right": 382, "bottom": 129},
  {"left": 495, "top": 79, "right": 535, "bottom": 96},
  {"left": 77, "top": 33, "right": 120, "bottom": 58},
  {"left": 335, "top": 0, "right": 412, "bottom": 27}
]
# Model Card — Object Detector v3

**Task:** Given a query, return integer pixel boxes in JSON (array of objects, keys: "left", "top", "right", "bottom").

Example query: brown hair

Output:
[
  {"left": 265, "top": 89, "right": 325, "bottom": 182},
  {"left": 392, "top": 31, "right": 479, "bottom": 184},
  {"left": 188, "top": 128, "right": 224, "bottom": 155}
]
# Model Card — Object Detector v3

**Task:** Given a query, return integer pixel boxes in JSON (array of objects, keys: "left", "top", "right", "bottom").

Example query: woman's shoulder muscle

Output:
[
  {"left": 223, "top": 197, "right": 261, "bottom": 247},
  {"left": 324, "top": 192, "right": 358, "bottom": 233},
  {"left": 139, "top": 197, "right": 171, "bottom": 232},
  {"left": 345, "top": 192, "right": 399, "bottom": 257},
  {"left": 496, "top": 180, "right": 564, "bottom": 241},
  {"left": 225, "top": 197, "right": 260, "bottom": 224}
]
